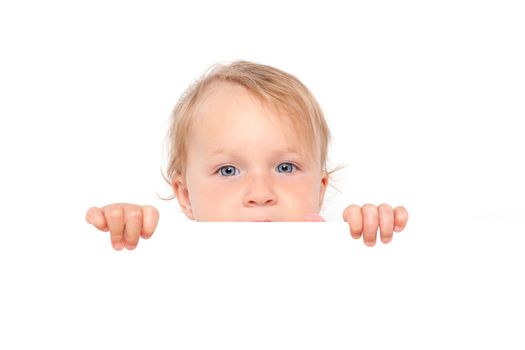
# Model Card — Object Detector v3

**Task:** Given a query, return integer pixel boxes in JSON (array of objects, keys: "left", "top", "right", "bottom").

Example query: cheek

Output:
[
  {"left": 278, "top": 177, "right": 320, "bottom": 207},
  {"left": 190, "top": 182, "right": 238, "bottom": 215}
]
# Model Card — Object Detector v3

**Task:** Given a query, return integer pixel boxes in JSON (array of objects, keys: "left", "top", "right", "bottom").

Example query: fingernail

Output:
[
  {"left": 394, "top": 226, "right": 401, "bottom": 232},
  {"left": 113, "top": 242, "right": 124, "bottom": 250},
  {"left": 365, "top": 241, "right": 376, "bottom": 247}
]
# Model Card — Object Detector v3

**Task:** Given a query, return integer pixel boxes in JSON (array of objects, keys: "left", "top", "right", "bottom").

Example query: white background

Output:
[{"left": 0, "top": 0, "right": 524, "bottom": 348}]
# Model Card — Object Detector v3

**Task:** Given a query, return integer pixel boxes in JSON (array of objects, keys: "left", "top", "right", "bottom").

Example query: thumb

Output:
[{"left": 304, "top": 213, "right": 325, "bottom": 222}]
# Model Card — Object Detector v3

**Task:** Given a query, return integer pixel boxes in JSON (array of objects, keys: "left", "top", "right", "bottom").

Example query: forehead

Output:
[
  {"left": 187, "top": 81, "right": 318, "bottom": 163},
  {"left": 196, "top": 81, "right": 270, "bottom": 120}
]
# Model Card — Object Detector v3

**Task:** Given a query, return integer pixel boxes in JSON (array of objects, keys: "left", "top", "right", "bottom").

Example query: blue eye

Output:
[
  {"left": 218, "top": 165, "right": 239, "bottom": 176},
  {"left": 217, "top": 163, "right": 297, "bottom": 176},
  {"left": 277, "top": 162, "right": 296, "bottom": 173}
]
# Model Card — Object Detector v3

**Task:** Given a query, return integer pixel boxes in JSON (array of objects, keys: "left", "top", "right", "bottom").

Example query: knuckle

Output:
[
  {"left": 143, "top": 205, "right": 159, "bottom": 215},
  {"left": 343, "top": 205, "right": 360, "bottom": 219},
  {"left": 86, "top": 206, "right": 97, "bottom": 217},
  {"left": 378, "top": 203, "right": 393, "bottom": 212},
  {"left": 107, "top": 207, "right": 123, "bottom": 220},
  {"left": 363, "top": 206, "right": 378, "bottom": 219},
  {"left": 125, "top": 208, "right": 143, "bottom": 221},
  {"left": 395, "top": 205, "right": 408, "bottom": 214},
  {"left": 362, "top": 203, "right": 377, "bottom": 213},
  {"left": 86, "top": 207, "right": 101, "bottom": 224}
]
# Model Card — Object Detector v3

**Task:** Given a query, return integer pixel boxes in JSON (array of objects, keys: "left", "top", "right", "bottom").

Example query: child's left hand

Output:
[
  {"left": 304, "top": 204, "right": 409, "bottom": 247},
  {"left": 343, "top": 204, "right": 408, "bottom": 246}
]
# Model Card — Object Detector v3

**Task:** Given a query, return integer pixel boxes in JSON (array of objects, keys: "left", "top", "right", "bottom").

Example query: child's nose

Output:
[{"left": 243, "top": 174, "right": 277, "bottom": 207}]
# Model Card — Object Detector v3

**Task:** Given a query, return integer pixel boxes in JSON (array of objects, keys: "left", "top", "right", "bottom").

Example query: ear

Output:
[
  {"left": 172, "top": 172, "right": 195, "bottom": 220},
  {"left": 318, "top": 170, "right": 329, "bottom": 210}
]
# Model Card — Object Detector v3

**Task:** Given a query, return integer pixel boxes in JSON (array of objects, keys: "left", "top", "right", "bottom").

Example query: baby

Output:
[{"left": 86, "top": 60, "right": 408, "bottom": 250}]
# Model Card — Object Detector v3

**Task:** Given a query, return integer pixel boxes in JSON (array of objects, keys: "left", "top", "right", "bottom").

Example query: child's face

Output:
[{"left": 173, "top": 82, "right": 328, "bottom": 221}]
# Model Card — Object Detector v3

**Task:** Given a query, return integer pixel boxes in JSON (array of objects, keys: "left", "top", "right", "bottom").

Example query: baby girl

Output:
[{"left": 86, "top": 60, "right": 408, "bottom": 250}]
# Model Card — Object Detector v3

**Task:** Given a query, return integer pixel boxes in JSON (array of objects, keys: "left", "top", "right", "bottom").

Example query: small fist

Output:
[
  {"left": 85, "top": 204, "right": 159, "bottom": 250},
  {"left": 342, "top": 204, "right": 408, "bottom": 247}
]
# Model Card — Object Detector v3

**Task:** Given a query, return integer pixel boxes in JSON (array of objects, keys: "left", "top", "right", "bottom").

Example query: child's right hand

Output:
[{"left": 85, "top": 204, "right": 159, "bottom": 250}]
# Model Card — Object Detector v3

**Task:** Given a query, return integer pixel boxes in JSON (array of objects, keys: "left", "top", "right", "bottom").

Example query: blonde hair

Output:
[{"left": 160, "top": 60, "right": 346, "bottom": 200}]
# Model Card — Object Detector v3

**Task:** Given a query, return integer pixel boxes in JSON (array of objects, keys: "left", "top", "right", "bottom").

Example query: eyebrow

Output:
[{"left": 206, "top": 149, "right": 306, "bottom": 160}]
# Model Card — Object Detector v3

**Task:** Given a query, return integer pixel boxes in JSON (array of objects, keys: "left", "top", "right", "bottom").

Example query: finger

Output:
[
  {"left": 85, "top": 207, "right": 108, "bottom": 232},
  {"left": 378, "top": 203, "right": 394, "bottom": 244},
  {"left": 362, "top": 204, "right": 379, "bottom": 247},
  {"left": 123, "top": 206, "right": 143, "bottom": 250},
  {"left": 342, "top": 205, "right": 363, "bottom": 239},
  {"left": 141, "top": 205, "right": 160, "bottom": 239},
  {"left": 103, "top": 205, "right": 125, "bottom": 250},
  {"left": 394, "top": 206, "right": 409, "bottom": 232},
  {"left": 304, "top": 213, "right": 325, "bottom": 222}
]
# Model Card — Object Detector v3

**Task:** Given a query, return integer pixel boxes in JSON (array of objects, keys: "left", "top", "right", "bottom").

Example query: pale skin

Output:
[{"left": 86, "top": 82, "right": 408, "bottom": 250}]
